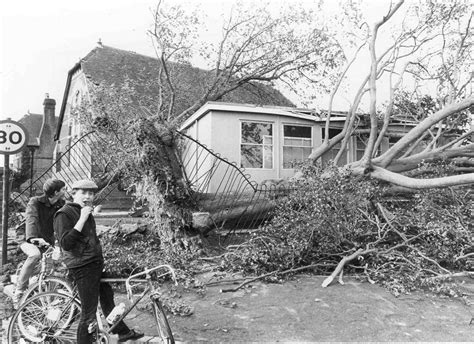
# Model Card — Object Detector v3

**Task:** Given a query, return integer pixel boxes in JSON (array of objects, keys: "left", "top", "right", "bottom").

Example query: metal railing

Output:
[
  {"left": 11, "top": 129, "right": 292, "bottom": 235},
  {"left": 178, "top": 132, "right": 292, "bottom": 234},
  {"left": 11, "top": 131, "right": 121, "bottom": 208}
]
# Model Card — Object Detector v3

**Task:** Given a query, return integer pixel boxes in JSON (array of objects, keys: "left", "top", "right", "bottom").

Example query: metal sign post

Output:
[{"left": 1, "top": 119, "right": 29, "bottom": 266}]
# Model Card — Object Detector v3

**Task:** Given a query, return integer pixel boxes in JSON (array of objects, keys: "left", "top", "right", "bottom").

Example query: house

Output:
[
  {"left": 179, "top": 102, "right": 363, "bottom": 192},
  {"left": 11, "top": 95, "right": 58, "bottom": 193},
  {"left": 52, "top": 43, "right": 425, "bottom": 205},
  {"left": 52, "top": 43, "right": 293, "bottom": 183}
]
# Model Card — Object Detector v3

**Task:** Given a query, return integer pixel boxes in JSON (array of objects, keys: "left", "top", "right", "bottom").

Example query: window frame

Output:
[
  {"left": 281, "top": 123, "right": 313, "bottom": 170},
  {"left": 239, "top": 120, "right": 274, "bottom": 170}
]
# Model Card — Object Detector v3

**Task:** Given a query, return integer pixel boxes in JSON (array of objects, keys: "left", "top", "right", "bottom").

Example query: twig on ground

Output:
[
  {"left": 198, "top": 254, "right": 226, "bottom": 261},
  {"left": 322, "top": 248, "right": 376, "bottom": 288},
  {"left": 220, "top": 264, "right": 324, "bottom": 293},
  {"left": 204, "top": 277, "right": 249, "bottom": 287},
  {"left": 364, "top": 263, "right": 376, "bottom": 284}
]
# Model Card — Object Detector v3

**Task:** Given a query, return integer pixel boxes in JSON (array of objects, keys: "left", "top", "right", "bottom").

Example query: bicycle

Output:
[
  {"left": 7, "top": 264, "right": 178, "bottom": 344},
  {"left": 12, "top": 242, "right": 74, "bottom": 306}
]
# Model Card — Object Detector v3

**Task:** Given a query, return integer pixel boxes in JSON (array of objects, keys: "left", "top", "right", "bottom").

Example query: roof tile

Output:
[{"left": 80, "top": 45, "right": 293, "bottom": 116}]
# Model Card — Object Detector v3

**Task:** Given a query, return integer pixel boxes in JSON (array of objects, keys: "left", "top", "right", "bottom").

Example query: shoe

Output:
[{"left": 118, "top": 329, "right": 144, "bottom": 342}]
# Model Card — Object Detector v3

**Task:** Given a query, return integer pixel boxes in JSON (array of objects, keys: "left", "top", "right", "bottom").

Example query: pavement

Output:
[{"left": 2, "top": 274, "right": 474, "bottom": 343}]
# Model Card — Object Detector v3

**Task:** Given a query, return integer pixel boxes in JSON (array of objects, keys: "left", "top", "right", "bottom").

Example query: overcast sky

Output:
[{"left": 1, "top": 0, "right": 396, "bottom": 121}]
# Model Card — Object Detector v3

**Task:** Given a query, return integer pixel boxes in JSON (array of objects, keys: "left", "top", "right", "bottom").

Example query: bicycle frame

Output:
[
  {"left": 9, "top": 264, "right": 178, "bottom": 343},
  {"left": 36, "top": 246, "right": 56, "bottom": 290},
  {"left": 102, "top": 264, "right": 178, "bottom": 335}
]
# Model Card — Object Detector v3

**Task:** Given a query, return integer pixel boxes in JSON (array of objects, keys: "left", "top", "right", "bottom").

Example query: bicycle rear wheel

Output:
[
  {"left": 7, "top": 291, "right": 81, "bottom": 343},
  {"left": 21, "top": 276, "right": 74, "bottom": 304},
  {"left": 152, "top": 299, "right": 175, "bottom": 344}
]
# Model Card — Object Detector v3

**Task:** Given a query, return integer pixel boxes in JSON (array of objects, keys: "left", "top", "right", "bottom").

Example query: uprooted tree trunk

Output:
[{"left": 133, "top": 118, "right": 204, "bottom": 252}]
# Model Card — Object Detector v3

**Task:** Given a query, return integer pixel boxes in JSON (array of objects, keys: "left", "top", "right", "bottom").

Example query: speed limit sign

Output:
[{"left": 0, "top": 119, "right": 29, "bottom": 154}]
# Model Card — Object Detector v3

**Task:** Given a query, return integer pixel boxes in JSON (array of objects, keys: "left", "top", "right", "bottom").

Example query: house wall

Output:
[
  {"left": 186, "top": 110, "right": 349, "bottom": 193},
  {"left": 181, "top": 113, "right": 215, "bottom": 194},
  {"left": 53, "top": 71, "right": 92, "bottom": 183}
]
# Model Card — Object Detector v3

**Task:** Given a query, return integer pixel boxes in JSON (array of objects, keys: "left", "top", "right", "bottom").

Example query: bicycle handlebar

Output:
[{"left": 125, "top": 264, "right": 178, "bottom": 300}]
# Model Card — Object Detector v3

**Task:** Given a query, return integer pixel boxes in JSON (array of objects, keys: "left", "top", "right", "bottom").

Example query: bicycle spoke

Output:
[{"left": 8, "top": 292, "right": 81, "bottom": 343}]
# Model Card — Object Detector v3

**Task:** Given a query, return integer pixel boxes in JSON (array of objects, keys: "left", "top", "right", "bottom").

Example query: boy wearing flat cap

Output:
[{"left": 54, "top": 179, "right": 143, "bottom": 343}]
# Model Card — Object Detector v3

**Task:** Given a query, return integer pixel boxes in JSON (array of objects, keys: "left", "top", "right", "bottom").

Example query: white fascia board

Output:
[{"left": 179, "top": 102, "right": 346, "bottom": 131}]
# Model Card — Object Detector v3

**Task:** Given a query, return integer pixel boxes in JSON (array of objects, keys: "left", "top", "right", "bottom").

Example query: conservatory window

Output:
[
  {"left": 321, "top": 128, "right": 346, "bottom": 165},
  {"left": 283, "top": 125, "right": 312, "bottom": 168},
  {"left": 240, "top": 121, "right": 273, "bottom": 169}
]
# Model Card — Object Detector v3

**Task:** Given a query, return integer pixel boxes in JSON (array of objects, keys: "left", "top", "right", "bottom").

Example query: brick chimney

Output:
[
  {"left": 36, "top": 93, "right": 56, "bottom": 170},
  {"left": 42, "top": 93, "right": 56, "bottom": 131}
]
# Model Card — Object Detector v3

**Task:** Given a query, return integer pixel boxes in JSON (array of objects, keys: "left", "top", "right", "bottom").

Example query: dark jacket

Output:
[
  {"left": 25, "top": 194, "right": 65, "bottom": 245},
  {"left": 53, "top": 202, "right": 103, "bottom": 269}
]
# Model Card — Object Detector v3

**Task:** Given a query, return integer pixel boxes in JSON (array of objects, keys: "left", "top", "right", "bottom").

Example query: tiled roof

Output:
[
  {"left": 19, "top": 112, "right": 59, "bottom": 146},
  {"left": 80, "top": 45, "right": 294, "bottom": 114},
  {"left": 18, "top": 113, "right": 43, "bottom": 145}
]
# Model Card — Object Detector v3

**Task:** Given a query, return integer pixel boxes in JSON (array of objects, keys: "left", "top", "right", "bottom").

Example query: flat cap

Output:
[{"left": 71, "top": 179, "right": 98, "bottom": 190}]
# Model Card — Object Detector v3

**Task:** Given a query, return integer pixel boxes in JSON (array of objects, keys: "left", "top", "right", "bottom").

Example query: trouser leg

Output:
[
  {"left": 16, "top": 242, "right": 41, "bottom": 291},
  {"left": 99, "top": 270, "right": 130, "bottom": 335},
  {"left": 70, "top": 261, "right": 102, "bottom": 344}
]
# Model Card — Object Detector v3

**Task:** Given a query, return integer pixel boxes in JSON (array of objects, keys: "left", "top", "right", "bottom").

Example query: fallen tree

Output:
[
  {"left": 72, "top": 0, "right": 472, "bottom": 282},
  {"left": 222, "top": 165, "right": 473, "bottom": 296}
]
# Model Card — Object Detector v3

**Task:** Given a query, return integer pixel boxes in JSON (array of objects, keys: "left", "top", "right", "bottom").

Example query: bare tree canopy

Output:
[
  {"left": 303, "top": 0, "right": 473, "bottom": 189},
  {"left": 147, "top": 0, "right": 344, "bottom": 123}
]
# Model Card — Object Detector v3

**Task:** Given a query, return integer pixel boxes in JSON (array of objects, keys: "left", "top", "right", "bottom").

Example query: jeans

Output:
[
  {"left": 69, "top": 260, "right": 130, "bottom": 343},
  {"left": 16, "top": 242, "right": 41, "bottom": 291}
]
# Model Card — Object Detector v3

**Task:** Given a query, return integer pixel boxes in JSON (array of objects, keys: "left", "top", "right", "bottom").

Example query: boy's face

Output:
[
  {"left": 50, "top": 186, "right": 66, "bottom": 200},
  {"left": 56, "top": 186, "right": 67, "bottom": 199},
  {"left": 72, "top": 189, "right": 95, "bottom": 207},
  {"left": 50, "top": 186, "right": 67, "bottom": 202}
]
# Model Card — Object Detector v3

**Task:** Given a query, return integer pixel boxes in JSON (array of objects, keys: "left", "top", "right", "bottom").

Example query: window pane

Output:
[
  {"left": 322, "top": 148, "right": 347, "bottom": 166},
  {"left": 284, "top": 138, "right": 312, "bottom": 147},
  {"left": 321, "top": 128, "right": 342, "bottom": 140},
  {"left": 284, "top": 125, "right": 311, "bottom": 138},
  {"left": 284, "top": 138, "right": 302, "bottom": 146},
  {"left": 263, "top": 145, "right": 273, "bottom": 169},
  {"left": 303, "top": 147, "right": 312, "bottom": 158},
  {"left": 263, "top": 135, "right": 273, "bottom": 145},
  {"left": 240, "top": 122, "right": 273, "bottom": 169},
  {"left": 241, "top": 145, "right": 262, "bottom": 168},
  {"left": 283, "top": 147, "right": 312, "bottom": 168},
  {"left": 241, "top": 122, "right": 272, "bottom": 144},
  {"left": 283, "top": 147, "right": 298, "bottom": 168}
]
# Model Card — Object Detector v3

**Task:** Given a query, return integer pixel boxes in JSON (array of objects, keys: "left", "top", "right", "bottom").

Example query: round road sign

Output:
[{"left": 0, "top": 119, "right": 29, "bottom": 154}]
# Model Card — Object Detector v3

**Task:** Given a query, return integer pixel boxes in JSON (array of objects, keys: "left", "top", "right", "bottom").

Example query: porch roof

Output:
[{"left": 179, "top": 102, "right": 347, "bottom": 131}]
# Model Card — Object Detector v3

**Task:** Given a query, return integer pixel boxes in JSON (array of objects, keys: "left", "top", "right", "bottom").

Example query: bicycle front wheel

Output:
[
  {"left": 152, "top": 299, "right": 175, "bottom": 344},
  {"left": 21, "top": 276, "right": 74, "bottom": 304},
  {"left": 7, "top": 291, "right": 81, "bottom": 343}
]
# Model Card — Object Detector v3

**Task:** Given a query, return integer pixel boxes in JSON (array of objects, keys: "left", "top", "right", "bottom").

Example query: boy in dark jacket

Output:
[
  {"left": 14, "top": 179, "right": 66, "bottom": 305},
  {"left": 54, "top": 179, "right": 143, "bottom": 343}
]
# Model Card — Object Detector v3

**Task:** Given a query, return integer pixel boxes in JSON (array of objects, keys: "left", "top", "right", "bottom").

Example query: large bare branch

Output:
[
  {"left": 374, "top": 97, "right": 474, "bottom": 167},
  {"left": 362, "top": 0, "right": 405, "bottom": 167},
  {"left": 368, "top": 165, "right": 474, "bottom": 188}
]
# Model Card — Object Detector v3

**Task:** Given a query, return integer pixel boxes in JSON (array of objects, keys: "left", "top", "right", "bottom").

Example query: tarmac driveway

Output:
[{"left": 118, "top": 274, "right": 474, "bottom": 342}]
